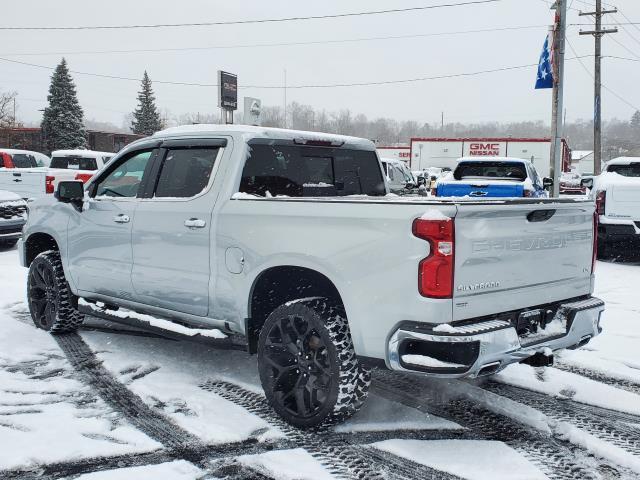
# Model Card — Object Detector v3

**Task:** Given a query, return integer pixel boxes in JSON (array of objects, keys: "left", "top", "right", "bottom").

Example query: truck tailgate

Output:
[
  {"left": 608, "top": 184, "right": 640, "bottom": 221},
  {"left": 0, "top": 169, "right": 46, "bottom": 199},
  {"left": 438, "top": 182, "right": 524, "bottom": 198},
  {"left": 453, "top": 201, "right": 594, "bottom": 321}
]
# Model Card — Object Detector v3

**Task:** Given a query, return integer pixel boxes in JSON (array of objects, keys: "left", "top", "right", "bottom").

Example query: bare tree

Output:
[{"left": 0, "top": 91, "right": 17, "bottom": 128}]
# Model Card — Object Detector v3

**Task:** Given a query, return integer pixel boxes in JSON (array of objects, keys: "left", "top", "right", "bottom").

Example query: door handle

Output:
[
  {"left": 184, "top": 218, "right": 206, "bottom": 229},
  {"left": 113, "top": 214, "right": 130, "bottom": 224}
]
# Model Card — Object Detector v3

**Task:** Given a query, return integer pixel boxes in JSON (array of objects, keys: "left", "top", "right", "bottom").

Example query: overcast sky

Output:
[{"left": 3, "top": 0, "right": 640, "bottom": 129}]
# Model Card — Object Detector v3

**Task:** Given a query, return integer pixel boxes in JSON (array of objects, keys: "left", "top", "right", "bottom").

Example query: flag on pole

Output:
[{"left": 535, "top": 33, "right": 554, "bottom": 89}]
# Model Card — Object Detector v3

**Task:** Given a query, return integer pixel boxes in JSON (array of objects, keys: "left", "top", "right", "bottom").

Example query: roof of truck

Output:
[
  {"left": 153, "top": 124, "right": 376, "bottom": 150},
  {"left": 51, "top": 149, "right": 114, "bottom": 157},
  {"left": 605, "top": 157, "right": 640, "bottom": 166},
  {"left": 456, "top": 156, "right": 533, "bottom": 164}
]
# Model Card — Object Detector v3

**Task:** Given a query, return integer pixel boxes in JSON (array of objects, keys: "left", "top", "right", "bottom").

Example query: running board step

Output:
[{"left": 78, "top": 299, "right": 247, "bottom": 351}]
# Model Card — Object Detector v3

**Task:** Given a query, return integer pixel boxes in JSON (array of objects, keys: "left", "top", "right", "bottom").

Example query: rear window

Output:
[
  {"left": 240, "top": 144, "right": 385, "bottom": 197},
  {"left": 454, "top": 161, "right": 527, "bottom": 181},
  {"left": 607, "top": 163, "right": 640, "bottom": 177},
  {"left": 11, "top": 154, "right": 38, "bottom": 168},
  {"left": 50, "top": 156, "right": 98, "bottom": 171}
]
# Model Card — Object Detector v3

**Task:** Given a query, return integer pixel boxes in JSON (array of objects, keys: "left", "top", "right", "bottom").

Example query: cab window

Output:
[{"left": 95, "top": 150, "right": 154, "bottom": 198}]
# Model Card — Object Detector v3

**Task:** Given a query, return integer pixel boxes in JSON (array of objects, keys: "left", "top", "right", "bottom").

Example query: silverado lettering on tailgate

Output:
[{"left": 471, "top": 230, "right": 592, "bottom": 253}]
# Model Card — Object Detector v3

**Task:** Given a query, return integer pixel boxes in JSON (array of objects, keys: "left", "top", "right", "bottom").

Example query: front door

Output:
[
  {"left": 131, "top": 142, "right": 223, "bottom": 316},
  {"left": 67, "top": 148, "right": 156, "bottom": 299}
]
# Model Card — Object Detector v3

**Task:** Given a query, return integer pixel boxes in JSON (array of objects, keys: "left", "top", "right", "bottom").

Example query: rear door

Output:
[
  {"left": 452, "top": 201, "right": 594, "bottom": 321},
  {"left": 130, "top": 139, "right": 225, "bottom": 316}
]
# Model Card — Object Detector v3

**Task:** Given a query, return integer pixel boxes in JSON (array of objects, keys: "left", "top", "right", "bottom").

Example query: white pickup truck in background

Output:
[
  {"left": 593, "top": 157, "right": 640, "bottom": 257},
  {"left": 0, "top": 149, "right": 114, "bottom": 199}
]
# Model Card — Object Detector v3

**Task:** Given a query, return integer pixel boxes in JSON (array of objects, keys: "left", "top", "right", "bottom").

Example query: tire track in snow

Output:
[
  {"left": 483, "top": 380, "right": 640, "bottom": 458},
  {"left": 553, "top": 363, "right": 640, "bottom": 397},
  {"left": 372, "top": 370, "right": 616, "bottom": 480},
  {"left": 201, "top": 380, "right": 465, "bottom": 480}
]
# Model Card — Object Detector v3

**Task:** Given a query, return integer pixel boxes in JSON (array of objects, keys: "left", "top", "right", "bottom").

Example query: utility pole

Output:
[
  {"left": 283, "top": 69, "right": 287, "bottom": 129},
  {"left": 549, "top": 0, "right": 567, "bottom": 197},
  {"left": 580, "top": 1, "right": 617, "bottom": 175}
]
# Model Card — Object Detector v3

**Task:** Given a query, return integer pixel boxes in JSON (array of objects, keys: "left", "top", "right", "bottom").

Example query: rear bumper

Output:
[
  {"left": 387, "top": 296, "right": 604, "bottom": 378},
  {"left": 599, "top": 220, "right": 640, "bottom": 240}
]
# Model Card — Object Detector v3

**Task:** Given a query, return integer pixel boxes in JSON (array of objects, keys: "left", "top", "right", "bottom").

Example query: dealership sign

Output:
[
  {"left": 218, "top": 71, "right": 238, "bottom": 110},
  {"left": 465, "top": 142, "right": 505, "bottom": 157}
]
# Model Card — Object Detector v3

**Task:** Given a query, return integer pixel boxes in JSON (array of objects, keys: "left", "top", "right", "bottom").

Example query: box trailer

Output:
[
  {"left": 409, "top": 138, "right": 571, "bottom": 178},
  {"left": 376, "top": 146, "right": 411, "bottom": 163}
]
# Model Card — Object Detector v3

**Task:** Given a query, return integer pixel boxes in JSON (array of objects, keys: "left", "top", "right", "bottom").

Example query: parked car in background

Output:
[
  {"left": 380, "top": 157, "right": 416, "bottom": 194},
  {"left": 50, "top": 149, "right": 114, "bottom": 183},
  {"left": 0, "top": 149, "right": 114, "bottom": 200},
  {"left": 435, "top": 157, "right": 551, "bottom": 198},
  {"left": 19, "top": 125, "right": 602, "bottom": 428},
  {"left": 592, "top": 157, "right": 640, "bottom": 257},
  {"left": 559, "top": 171, "right": 587, "bottom": 195},
  {"left": 0, "top": 189, "right": 27, "bottom": 248},
  {"left": 0, "top": 149, "right": 50, "bottom": 168}
]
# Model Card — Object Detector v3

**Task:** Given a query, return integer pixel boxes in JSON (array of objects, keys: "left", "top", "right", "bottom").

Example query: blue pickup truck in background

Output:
[{"left": 435, "top": 157, "right": 552, "bottom": 198}]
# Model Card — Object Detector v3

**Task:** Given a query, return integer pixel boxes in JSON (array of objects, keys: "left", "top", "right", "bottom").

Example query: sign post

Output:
[{"left": 218, "top": 71, "right": 238, "bottom": 124}]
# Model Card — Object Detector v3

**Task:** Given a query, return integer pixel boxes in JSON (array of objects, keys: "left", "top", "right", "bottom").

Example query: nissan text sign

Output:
[
  {"left": 218, "top": 71, "right": 238, "bottom": 110},
  {"left": 465, "top": 142, "right": 505, "bottom": 157}
]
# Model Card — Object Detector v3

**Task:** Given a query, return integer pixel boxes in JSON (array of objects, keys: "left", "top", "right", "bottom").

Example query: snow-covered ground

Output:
[{"left": 1, "top": 244, "right": 639, "bottom": 479}]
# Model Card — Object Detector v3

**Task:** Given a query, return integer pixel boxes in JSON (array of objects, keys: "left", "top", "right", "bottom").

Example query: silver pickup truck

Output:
[{"left": 18, "top": 125, "right": 604, "bottom": 428}]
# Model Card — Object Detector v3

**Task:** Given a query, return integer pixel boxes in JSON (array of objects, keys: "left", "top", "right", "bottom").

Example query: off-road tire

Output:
[
  {"left": 257, "top": 298, "right": 371, "bottom": 429},
  {"left": 27, "top": 250, "right": 84, "bottom": 333}
]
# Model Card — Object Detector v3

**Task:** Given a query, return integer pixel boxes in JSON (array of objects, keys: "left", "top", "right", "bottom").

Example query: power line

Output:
[
  {"left": 608, "top": 34, "right": 640, "bottom": 60},
  {"left": 0, "top": 25, "right": 549, "bottom": 57},
  {"left": 0, "top": 0, "right": 501, "bottom": 31},
  {"left": 0, "top": 54, "right": 595, "bottom": 90}
]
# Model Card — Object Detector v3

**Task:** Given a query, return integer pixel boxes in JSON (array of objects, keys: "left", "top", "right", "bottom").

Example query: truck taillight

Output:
[
  {"left": 75, "top": 173, "right": 93, "bottom": 183},
  {"left": 1, "top": 152, "right": 14, "bottom": 168},
  {"left": 412, "top": 218, "right": 455, "bottom": 298},
  {"left": 592, "top": 211, "right": 598, "bottom": 273},
  {"left": 595, "top": 190, "right": 606, "bottom": 216},
  {"left": 45, "top": 175, "right": 55, "bottom": 194},
  {"left": 523, "top": 189, "right": 533, "bottom": 197}
]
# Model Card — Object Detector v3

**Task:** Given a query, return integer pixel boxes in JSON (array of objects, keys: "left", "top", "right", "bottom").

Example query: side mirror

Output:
[
  {"left": 55, "top": 181, "right": 84, "bottom": 209},
  {"left": 581, "top": 178, "right": 594, "bottom": 189},
  {"left": 543, "top": 177, "right": 554, "bottom": 188},
  {"left": 405, "top": 181, "right": 416, "bottom": 190}
]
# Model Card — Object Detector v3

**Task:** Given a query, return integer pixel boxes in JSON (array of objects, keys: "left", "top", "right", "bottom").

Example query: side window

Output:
[
  {"left": 154, "top": 148, "right": 219, "bottom": 198},
  {"left": 95, "top": 150, "right": 154, "bottom": 198}
]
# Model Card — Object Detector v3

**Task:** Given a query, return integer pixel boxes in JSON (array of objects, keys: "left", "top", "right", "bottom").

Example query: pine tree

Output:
[
  {"left": 41, "top": 58, "right": 87, "bottom": 151},
  {"left": 631, "top": 110, "right": 640, "bottom": 131},
  {"left": 131, "top": 71, "right": 163, "bottom": 135}
]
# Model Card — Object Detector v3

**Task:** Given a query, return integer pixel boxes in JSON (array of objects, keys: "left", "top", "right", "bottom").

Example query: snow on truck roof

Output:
[
  {"left": 51, "top": 149, "right": 114, "bottom": 157},
  {"left": 153, "top": 124, "right": 376, "bottom": 150},
  {"left": 605, "top": 157, "right": 640, "bottom": 166},
  {"left": 456, "top": 156, "right": 532, "bottom": 164}
]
